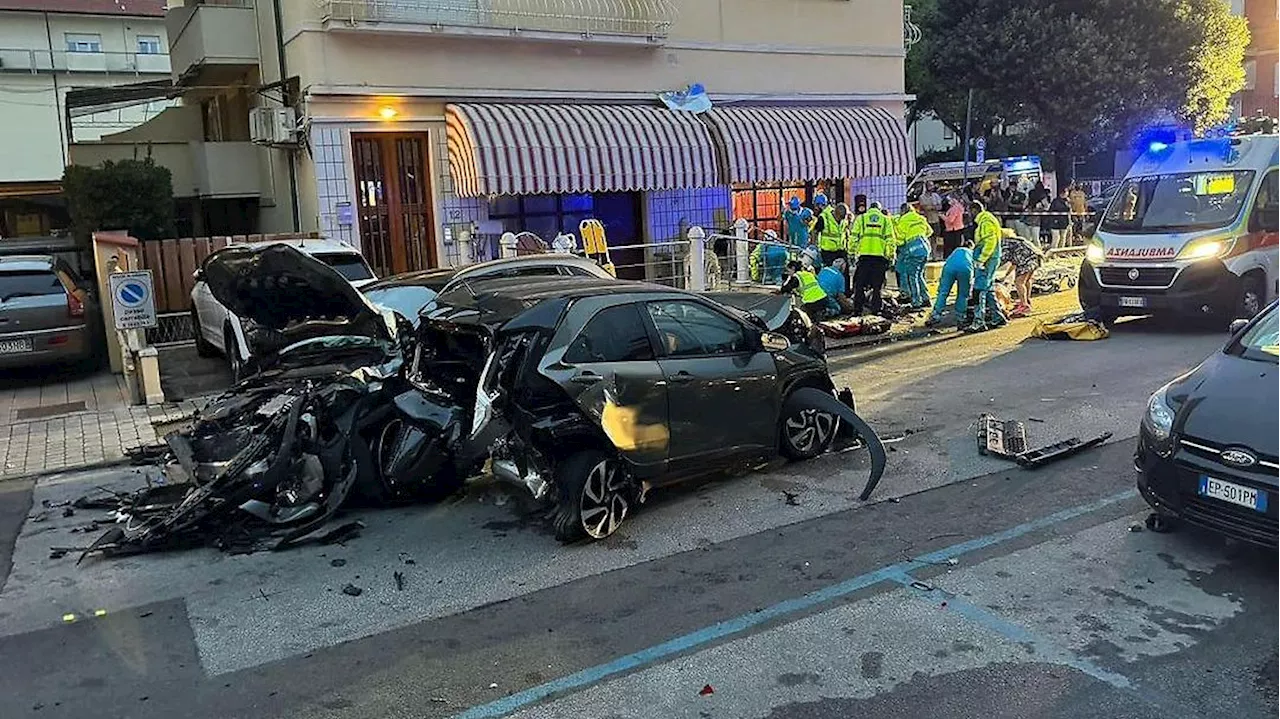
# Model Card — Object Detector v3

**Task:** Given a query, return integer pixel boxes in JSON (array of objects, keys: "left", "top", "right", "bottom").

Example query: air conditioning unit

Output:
[{"left": 249, "top": 107, "right": 298, "bottom": 146}]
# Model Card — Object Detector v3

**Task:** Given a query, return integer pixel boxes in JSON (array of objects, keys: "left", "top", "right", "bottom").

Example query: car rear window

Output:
[
  {"left": 314, "top": 253, "right": 375, "bottom": 282},
  {"left": 0, "top": 269, "right": 65, "bottom": 302}
]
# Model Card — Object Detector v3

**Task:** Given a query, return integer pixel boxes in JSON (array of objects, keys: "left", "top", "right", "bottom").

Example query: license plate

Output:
[
  {"left": 1118, "top": 296, "right": 1147, "bottom": 308},
  {"left": 1198, "top": 475, "right": 1268, "bottom": 513},
  {"left": 0, "top": 338, "right": 33, "bottom": 354}
]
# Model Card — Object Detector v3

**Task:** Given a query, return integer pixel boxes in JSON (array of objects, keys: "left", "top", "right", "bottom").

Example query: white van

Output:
[
  {"left": 1079, "top": 134, "right": 1279, "bottom": 322},
  {"left": 906, "top": 155, "right": 1042, "bottom": 200}
]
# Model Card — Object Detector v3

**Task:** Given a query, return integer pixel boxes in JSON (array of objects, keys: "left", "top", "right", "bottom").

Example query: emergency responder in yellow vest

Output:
[
  {"left": 848, "top": 202, "right": 896, "bottom": 316},
  {"left": 812, "top": 193, "right": 847, "bottom": 271},
  {"left": 964, "top": 200, "right": 1008, "bottom": 332},
  {"left": 894, "top": 203, "right": 935, "bottom": 309},
  {"left": 777, "top": 260, "right": 830, "bottom": 320}
]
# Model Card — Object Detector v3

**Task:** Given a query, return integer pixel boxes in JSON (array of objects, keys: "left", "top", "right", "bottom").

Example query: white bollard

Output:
[
  {"left": 734, "top": 217, "right": 750, "bottom": 285},
  {"left": 686, "top": 226, "right": 706, "bottom": 292},
  {"left": 499, "top": 231, "right": 518, "bottom": 259}
]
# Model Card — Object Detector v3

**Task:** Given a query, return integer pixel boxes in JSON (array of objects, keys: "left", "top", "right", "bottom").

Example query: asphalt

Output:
[{"left": 0, "top": 290, "right": 1273, "bottom": 719}]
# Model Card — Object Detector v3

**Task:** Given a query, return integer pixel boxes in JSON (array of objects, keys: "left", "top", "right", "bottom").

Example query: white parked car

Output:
[{"left": 190, "top": 239, "right": 376, "bottom": 381}]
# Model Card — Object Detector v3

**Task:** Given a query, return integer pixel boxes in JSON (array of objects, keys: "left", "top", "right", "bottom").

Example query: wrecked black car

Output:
[
  {"left": 83, "top": 245, "right": 426, "bottom": 557},
  {"left": 390, "top": 276, "right": 883, "bottom": 542}
]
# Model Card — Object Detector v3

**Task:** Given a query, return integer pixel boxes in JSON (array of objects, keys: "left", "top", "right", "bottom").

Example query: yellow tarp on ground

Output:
[{"left": 1031, "top": 313, "right": 1110, "bottom": 341}]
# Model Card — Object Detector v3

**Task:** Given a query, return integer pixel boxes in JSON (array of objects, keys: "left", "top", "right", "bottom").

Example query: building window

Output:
[
  {"left": 942, "top": 126, "right": 957, "bottom": 142},
  {"left": 1244, "top": 59, "right": 1257, "bottom": 91},
  {"left": 65, "top": 33, "right": 102, "bottom": 53},
  {"left": 730, "top": 180, "right": 844, "bottom": 237},
  {"left": 487, "top": 193, "right": 596, "bottom": 242},
  {"left": 137, "top": 35, "right": 161, "bottom": 55}
]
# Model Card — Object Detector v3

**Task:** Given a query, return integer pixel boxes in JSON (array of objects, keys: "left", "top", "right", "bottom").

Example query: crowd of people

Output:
[{"left": 769, "top": 181, "right": 1084, "bottom": 332}]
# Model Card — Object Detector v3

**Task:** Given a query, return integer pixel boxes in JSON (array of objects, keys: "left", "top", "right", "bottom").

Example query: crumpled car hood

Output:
[{"left": 202, "top": 243, "right": 397, "bottom": 354}]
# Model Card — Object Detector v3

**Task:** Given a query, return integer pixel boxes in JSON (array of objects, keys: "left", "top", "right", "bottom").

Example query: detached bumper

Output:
[{"left": 1079, "top": 259, "right": 1238, "bottom": 318}]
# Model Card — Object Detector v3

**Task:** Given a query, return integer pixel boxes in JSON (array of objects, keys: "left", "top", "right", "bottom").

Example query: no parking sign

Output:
[{"left": 109, "top": 270, "right": 157, "bottom": 330}]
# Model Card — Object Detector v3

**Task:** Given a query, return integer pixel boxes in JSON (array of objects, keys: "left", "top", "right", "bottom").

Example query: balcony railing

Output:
[
  {"left": 0, "top": 49, "right": 171, "bottom": 75},
  {"left": 317, "top": 0, "right": 676, "bottom": 43}
]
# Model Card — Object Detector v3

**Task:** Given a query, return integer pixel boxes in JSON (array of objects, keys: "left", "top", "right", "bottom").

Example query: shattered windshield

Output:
[{"left": 1100, "top": 171, "right": 1254, "bottom": 234}]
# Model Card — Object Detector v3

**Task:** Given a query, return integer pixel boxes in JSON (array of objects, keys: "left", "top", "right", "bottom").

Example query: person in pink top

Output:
[{"left": 942, "top": 193, "right": 966, "bottom": 256}]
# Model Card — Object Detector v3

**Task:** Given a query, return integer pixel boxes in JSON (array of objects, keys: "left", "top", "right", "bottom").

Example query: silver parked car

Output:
[{"left": 0, "top": 255, "right": 97, "bottom": 370}]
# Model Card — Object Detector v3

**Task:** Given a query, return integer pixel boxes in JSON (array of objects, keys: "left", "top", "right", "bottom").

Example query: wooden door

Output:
[{"left": 351, "top": 132, "right": 437, "bottom": 276}]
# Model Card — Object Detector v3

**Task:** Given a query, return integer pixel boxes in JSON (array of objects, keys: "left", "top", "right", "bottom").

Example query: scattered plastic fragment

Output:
[
  {"left": 699, "top": 684, "right": 714, "bottom": 696},
  {"left": 783, "top": 491, "right": 800, "bottom": 506},
  {"left": 394, "top": 571, "right": 406, "bottom": 591},
  {"left": 330, "top": 558, "right": 347, "bottom": 567},
  {"left": 341, "top": 583, "right": 363, "bottom": 597},
  {"left": 488, "top": 683, "right": 499, "bottom": 690}
]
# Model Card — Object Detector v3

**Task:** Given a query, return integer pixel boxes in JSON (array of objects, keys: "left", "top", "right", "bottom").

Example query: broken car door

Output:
[
  {"left": 643, "top": 299, "right": 779, "bottom": 476},
  {"left": 541, "top": 301, "right": 671, "bottom": 475}
]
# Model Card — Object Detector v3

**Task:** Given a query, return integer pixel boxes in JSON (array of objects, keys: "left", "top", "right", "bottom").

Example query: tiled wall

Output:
[{"left": 309, "top": 124, "right": 358, "bottom": 248}]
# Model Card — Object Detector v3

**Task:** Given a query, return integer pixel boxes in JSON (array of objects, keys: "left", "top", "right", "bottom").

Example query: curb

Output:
[{"left": 0, "top": 456, "right": 136, "bottom": 485}]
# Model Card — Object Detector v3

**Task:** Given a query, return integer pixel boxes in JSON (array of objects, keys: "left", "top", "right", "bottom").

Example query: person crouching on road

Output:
[
  {"left": 926, "top": 239, "right": 974, "bottom": 327},
  {"left": 894, "top": 202, "right": 934, "bottom": 309},
  {"left": 964, "top": 200, "right": 1008, "bottom": 332},
  {"left": 760, "top": 229, "right": 790, "bottom": 285},
  {"left": 998, "top": 228, "right": 1044, "bottom": 318},
  {"left": 849, "top": 202, "right": 896, "bottom": 316},
  {"left": 818, "top": 257, "right": 857, "bottom": 316},
  {"left": 813, "top": 193, "right": 848, "bottom": 271},
  {"left": 777, "top": 260, "right": 830, "bottom": 320}
]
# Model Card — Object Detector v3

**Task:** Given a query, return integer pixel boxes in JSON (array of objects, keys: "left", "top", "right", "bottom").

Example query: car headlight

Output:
[
  {"left": 1085, "top": 241, "right": 1105, "bottom": 264},
  {"left": 1177, "top": 237, "right": 1234, "bottom": 261},
  {"left": 1142, "top": 385, "right": 1176, "bottom": 453}
]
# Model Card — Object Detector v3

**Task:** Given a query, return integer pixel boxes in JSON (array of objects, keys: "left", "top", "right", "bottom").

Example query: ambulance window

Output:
[{"left": 1249, "top": 170, "right": 1278, "bottom": 232}]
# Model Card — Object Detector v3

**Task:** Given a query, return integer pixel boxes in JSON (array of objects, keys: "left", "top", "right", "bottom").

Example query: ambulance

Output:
[{"left": 1079, "top": 133, "right": 1279, "bottom": 323}]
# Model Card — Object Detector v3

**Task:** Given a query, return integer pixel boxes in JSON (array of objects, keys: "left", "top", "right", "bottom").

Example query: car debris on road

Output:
[
  {"left": 66, "top": 244, "right": 889, "bottom": 561},
  {"left": 976, "top": 413, "right": 1112, "bottom": 469}
]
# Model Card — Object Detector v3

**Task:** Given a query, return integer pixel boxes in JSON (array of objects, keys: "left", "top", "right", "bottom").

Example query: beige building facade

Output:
[{"left": 86, "top": 0, "right": 915, "bottom": 276}]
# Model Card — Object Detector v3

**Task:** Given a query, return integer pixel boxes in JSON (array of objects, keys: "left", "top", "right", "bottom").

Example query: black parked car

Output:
[
  {"left": 1136, "top": 300, "right": 1279, "bottom": 546},
  {"left": 388, "top": 276, "right": 879, "bottom": 542}
]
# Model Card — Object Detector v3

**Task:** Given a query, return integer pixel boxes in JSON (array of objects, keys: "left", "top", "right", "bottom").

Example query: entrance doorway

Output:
[{"left": 351, "top": 132, "right": 437, "bottom": 276}]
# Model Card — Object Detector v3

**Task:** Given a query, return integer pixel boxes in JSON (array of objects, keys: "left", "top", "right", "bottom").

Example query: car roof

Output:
[
  {"left": 452, "top": 253, "right": 611, "bottom": 277},
  {"left": 241, "top": 238, "right": 362, "bottom": 256},
  {"left": 362, "top": 267, "right": 458, "bottom": 292},
  {"left": 0, "top": 255, "right": 55, "bottom": 272},
  {"left": 427, "top": 276, "right": 697, "bottom": 328}
]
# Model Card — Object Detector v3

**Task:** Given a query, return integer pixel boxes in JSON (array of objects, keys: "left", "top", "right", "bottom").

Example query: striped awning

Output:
[
  {"left": 703, "top": 105, "right": 914, "bottom": 184},
  {"left": 445, "top": 103, "right": 720, "bottom": 197}
]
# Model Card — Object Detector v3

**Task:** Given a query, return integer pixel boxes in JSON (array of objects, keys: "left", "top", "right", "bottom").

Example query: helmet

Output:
[
  {"left": 813, "top": 193, "right": 828, "bottom": 207},
  {"left": 868, "top": 201, "right": 882, "bottom": 211},
  {"left": 788, "top": 196, "right": 801, "bottom": 211}
]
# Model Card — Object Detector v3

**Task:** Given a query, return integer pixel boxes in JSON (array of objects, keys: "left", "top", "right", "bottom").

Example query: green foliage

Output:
[
  {"left": 917, "top": 133, "right": 1048, "bottom": 169},
  {"left": 62, "top": 157, "right": 176, "bottom": 242},
  {"left": 907, "top": 0, "right": 1251, "bottom": 160}
]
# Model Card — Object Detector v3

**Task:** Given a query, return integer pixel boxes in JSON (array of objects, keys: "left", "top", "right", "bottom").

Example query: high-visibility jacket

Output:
[
  {"left": 795, "top": 270, "right": 827, "bottom": 304},
  {"left": 895, "top": 210, "right": 933, "bottom": 243},
  {"left": 817, "top": 206, "right": 844, "bottom": 251},
  {"left": 973, "top": 210, "right": 1003, "bottom": 265},
  {"left": 849, "top": 208, "right": 895, "bottom": 260}
]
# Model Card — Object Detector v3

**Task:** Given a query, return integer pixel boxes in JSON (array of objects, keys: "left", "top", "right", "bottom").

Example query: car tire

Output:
[
  {"left": 779, "top": 398, "right": 839, "bottom": 461},
  {"left": 224, "top": 324, "right": 244, "bottom": 384},
  {"left": 552, "top": 450, "right": 634, "bottom": 543},
  {"left": 369, "top": 418, "right": 464, "bottom": 505},
  {"left": 1238, "top": 272, "right": 1265, "bottom": 319},
  {"left": 192, "top": 309, "right": 217, "bottom": 358}
]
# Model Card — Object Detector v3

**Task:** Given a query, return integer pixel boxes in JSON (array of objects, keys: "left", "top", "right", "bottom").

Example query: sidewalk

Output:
[{"left": 0, "top": 368, "right": 207, "bottom": 480}]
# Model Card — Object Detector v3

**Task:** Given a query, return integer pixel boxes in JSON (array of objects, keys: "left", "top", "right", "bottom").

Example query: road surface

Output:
[{"left": 1, "top": 296, "right": 1273, "bottom": 719}]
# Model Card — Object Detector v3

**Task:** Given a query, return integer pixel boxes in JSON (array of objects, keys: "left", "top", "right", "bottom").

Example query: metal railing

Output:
[
  {"left": 0, "top": 49, "right": 171, "bottom": 75},
  {"left": 317, "top": 0, "right": 676, "bottom": 40}
]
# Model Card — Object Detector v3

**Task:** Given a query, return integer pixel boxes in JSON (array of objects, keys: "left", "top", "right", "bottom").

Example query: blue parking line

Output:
[{"left": 452, "top": 489, "right": 1138, "bottom": 719}]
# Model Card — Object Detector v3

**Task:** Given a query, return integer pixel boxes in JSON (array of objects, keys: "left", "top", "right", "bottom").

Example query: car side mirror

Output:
[
  {"left": 1228, "top": 318, "right": 1250, "bottom": 335},
  {"left": 193, "top": 268, "right": 204, "bottom": 282},
  {"left": 760, "top": 331, "right": 791, "bottom": 352}
]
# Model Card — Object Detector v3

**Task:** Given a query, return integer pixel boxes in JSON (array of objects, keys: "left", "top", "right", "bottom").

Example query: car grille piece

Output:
[
  {"left": 1179, "top": 435, "right": 1280, "bottom": 475},
  {"left": 1098, "top": 266, "right": 1177, "bottom": 287}
]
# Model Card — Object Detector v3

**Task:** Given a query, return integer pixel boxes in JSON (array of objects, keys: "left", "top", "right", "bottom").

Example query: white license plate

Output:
[
  {"left": 0, "top": 338, "right": 33, "bottom": 354},
  {"left": 1118, "top": 296, "right": 1147, "bottom": 308},
  {"left": 1198, "top": 475, "right": 1268, "bottom": 513}
]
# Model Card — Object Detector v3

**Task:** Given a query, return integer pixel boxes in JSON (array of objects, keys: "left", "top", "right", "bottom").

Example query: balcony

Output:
[
  {"left": 166, "top": 0, "right": 260, "bottom": 84},
  {"left": 317, "top": 0, "right": 676, "bottom": 46},
  {"left": 69, "top": 141, "right": 262, "bottom": 199},
  {"left": 0, "top": 49, "right": 171, "bottom": 75}
]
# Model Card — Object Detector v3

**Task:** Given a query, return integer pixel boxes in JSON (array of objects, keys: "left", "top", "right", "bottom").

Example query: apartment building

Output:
[
  {"left": 1239, "top": 0, "right": 1279, "bottom": 119},
  {"left": 81, "top": 0, "right": 914, "bottom": 277},
  {"left": 0, "top": 0, "right": 172, "bottom": 237}
]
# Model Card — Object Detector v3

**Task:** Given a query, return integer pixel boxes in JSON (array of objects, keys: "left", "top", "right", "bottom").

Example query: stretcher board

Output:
[{"left": 579, "top": 219, "right": 617, "bottom": 277}]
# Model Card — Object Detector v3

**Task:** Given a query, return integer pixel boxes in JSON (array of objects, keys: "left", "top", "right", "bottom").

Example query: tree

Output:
[
  {"left": 908, "top": 0, "right": 1250, "bottom": 168},
  {"left": 63, "top": 157, "right": 176, "bottom": 242}
]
